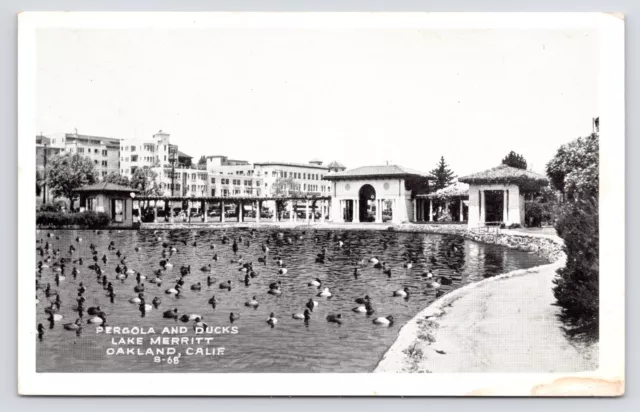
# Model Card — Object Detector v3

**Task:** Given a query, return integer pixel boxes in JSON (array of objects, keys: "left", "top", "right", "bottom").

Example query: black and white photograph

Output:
[{"left": 18, "top": 12, "right": 625, "bottom": 396}]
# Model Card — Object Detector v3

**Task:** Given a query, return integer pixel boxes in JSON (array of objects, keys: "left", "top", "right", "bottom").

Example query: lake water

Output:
[{"left": 35, "top": 228, "right": 549, "bottom": 373}]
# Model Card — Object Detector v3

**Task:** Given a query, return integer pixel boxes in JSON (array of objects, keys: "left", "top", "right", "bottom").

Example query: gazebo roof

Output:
[
  {"left": 327, "top": 160, "right": 346, "bottom": 169},
  {"left": 324, "top": 164, "right": 433, "bottom": 181},
  {"left": 419, "top": 181, "right": 469, "bottom": 199},
  {"left": 458, "top": 164, "right": 548, "bottom": 191},
  {"left": 73, "top": 183, "right": 140, "bottom": 193}
]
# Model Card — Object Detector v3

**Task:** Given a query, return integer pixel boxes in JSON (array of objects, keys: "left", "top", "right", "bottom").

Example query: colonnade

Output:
[{"left": 138, "top": 198, "right": 332, "bottom": 224}]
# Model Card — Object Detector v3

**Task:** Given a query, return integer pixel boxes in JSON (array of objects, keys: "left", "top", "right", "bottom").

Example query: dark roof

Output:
[
  {"left": 253, "top": 161, "right": 329, "bottom": 170},
  {"left": 177, "top": 151, "right": 193, "bottom": 159},
  {"left": 73, "top": 183, "right": 140, "bottom": 193},
  {"left": 65, "top": 133, "right": 121, "bottom": 144},
  {"left": 327, "top": 161, "right": 346, "bottom": 169},
  {"left": 458, "top": 164, "right": 548, "bottom": 190},
  {"left": 324, "top": 165, "right": 433, "bottom": 181}
]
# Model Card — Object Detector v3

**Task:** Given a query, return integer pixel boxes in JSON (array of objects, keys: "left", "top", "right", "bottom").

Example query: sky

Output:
[{"left": 36, "top": 28, "right": 598, "bottom": 176}]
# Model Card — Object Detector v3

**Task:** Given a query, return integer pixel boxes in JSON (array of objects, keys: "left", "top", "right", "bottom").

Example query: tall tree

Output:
[
  {"left": 198, "top": 155, "right": 207, "bottom": 167},
  {"left": 501, "top": 151, "right": 528, "bottom": 170},
  {"left": 45, "top": 153, "right": 97, "bottom": 210},
  {"left": 130, "top": 166, "right": 162, "bottom": 197},
  {"left": 103, "top": 171, "right": 131, "bottom": 187},
  {"left": 546, "top": 133, "right": 599, "bottom": 199},
  {"left": 429, "top": 156, "right": 456, "bottom": 191}
]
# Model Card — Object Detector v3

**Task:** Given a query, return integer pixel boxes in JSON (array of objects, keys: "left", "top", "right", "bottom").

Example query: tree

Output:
[
  {"left": 271, "top": 177, "right": 298, "bottom": 220},
  {"left": 45, "top": 153, "right": 97, "bottom": 210},
  {"left": 546, "top": 133, "right": 599, "bottom": 200},
  {"left": 130, "top": 166, "right": 162, "bottom": 197},
  {"left": 103, "top": 171, "right": 131, "bottom": 187},
  {"left": 429, "top": 156, "right": 456, "bottom": 191},
  {"left": 501, "top": 151, "right": 528, "bottom": 170},
  {"left": 198, "top": 156, "right": 207, "bottom": 167}
]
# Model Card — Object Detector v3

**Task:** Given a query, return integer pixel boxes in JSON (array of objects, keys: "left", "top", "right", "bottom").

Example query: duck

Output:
[
  {"left": 180, "top": 313, "right": 202, "bottom": 322},
  {"left": 317, "top": 287, "right": 332, "bottom": 298},
  {"left": 135, "top": 273, "right": 147, "bottom": 282},
  {"left": 115, "top": 273, "right": 127, "bottom": 281},
  {"left": 438, "top": 276, "right": 453, "bottom": 286},
  {"left": 373, "top": 315, "right": 395, "bottom": 326},
  {"left": 245, "top": 296, "right": 259, "bottom": 308},
  {"left": 165, "top": 285, "right": 182, "bottom": 295},
  {"left": 268, "top": 287, "right": 282, "bottom": 296},
  {"left": 403, "top": 262, "right": 413, "bottom": 269},
  {"left": 63, "top": 319, "right": 82, "bottom": 331},
  {"left": 200, "top": 264, "right": 212, "bottom": 272},
  {"left": 208, "top": 295, "right": 218, "bottom": 306},
  {"left": 125, "top": 267, "right": 136, "bottom": 275},
  {"left": 373, "top": 261, "right": 383, "bottom": 269},
  {"left": 423, "top": 271, "right": 434, "bottom": 279},
  {"left": 164, "top": 261, "right": 174, "bottom": 268},
  {"left": 383, "top": 267, "right": 392, "bottom": 277},
  {"left": 278, "top": 267, "right": 288, "bottom": 275},
  {"left": 266, "top": 312, "right": 278, "bottom": 327},
  {"left": 207, "top": 276, "right": 216, "bottom": 287},
  {"left": 355, "top": 295, "right": 371, "bottom": 304},
  {"left": 191, "top": 282, "right": 202, "bottom": 291},
  {"left": 193, "top": 317, "right": 207, "bottom": 330},
  {"left": 87, "top": 306, "right": 102, "bottom": 316},
  {"left": 293, "top": 309, "right": 312, "bottom": 321},
  {"left": 229, "top": 312, "right": 241, "bottom": 323},
  {"left": 152, "top": 297, "right": 161, "bottom": 308},
  {"left": 139, "top": 299, "right": 153, "bottom": 313},
  {"left": 428, "top": 279, "right": 441, "bottom": 289},
  {"left": 308, "top": 278, "right": 322, "bottom": 287},
  {"left": 352, "top": 302, "right": 375, "bottom": 315},
  {"left": 87, "top": 314, "right": 105, "bottom": 325},
  {"left": 134, "top": 284, "right": 145, "bottom": 293},
  {"left": 219, "top": 280, "right": 232, "bottom": 290},
  {"left": 149, "top": 276, "right": 163, "bottom": 285},
  {"left": 129, "top": 293, "right": 144, "bottom": 304},
  {"left": 305, "top": 299, "right": 319, "bottom": 312},
  {"left": 163, "top": 308, "right": 179, "bottom": 320},
  {"left": 326, "top": 314, "right": 343, "bottom": 325},
  {"left": 370, "top": 257, "right": 380, "bottom": 264},
  {"left": 393, "top": 287, "right": 410, "bottom": 297}
]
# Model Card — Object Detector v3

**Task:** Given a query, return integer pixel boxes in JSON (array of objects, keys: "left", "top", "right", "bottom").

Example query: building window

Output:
[
  {"left": 211, "top": 189, "right": 216, "bottom": 196},
  {"left": 102, "top": 149, "right": 108, "bottom": 156},
  {"left": 94, "top": 160, "right": 98, "bottom": 165},
  {"left": 102, "top": 161, "right": 107, "bottom": 167},
  {"left": 131, "top": 146, "right": 136, "bottom": 152},
  {"left": 77, "top": 148, "right": 84, "bottom": 153},
  {"left": 191, "top": 173, "right": 196, "bottom": 180},
  {"left": 272, "top": 171, "right": 277, "bottom": 177},
  {"left": 176, "top": 184, "right": 181, "bottom": 191},
  {"left": 211, "top": 178, "right": 216, "bottom": 184},
  {"left": 131, "top": 155, "right": 138, "bottom": 162}
]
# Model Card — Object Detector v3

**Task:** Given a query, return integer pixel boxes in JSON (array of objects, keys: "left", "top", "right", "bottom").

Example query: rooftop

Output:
[
  {"left": 65, "top": 133, "right": 121, "bottom": 144},
  {"left": 324, "top": 164, "right": 433, "bottom": 181},
  {"left": 458, "top": 164, "right": 548, "bottom": 191},
  {"left": 418, "top": 181, "right": 469, "bottom": 199},
  {"left": 253, "top": 161, "right": 329, "bottom": 170},
  {"left": 73, "top": 183, "right": 140, "bottom": 193},
  {"left": 327, "top": 161, "right": 346, "bottom": 169}
]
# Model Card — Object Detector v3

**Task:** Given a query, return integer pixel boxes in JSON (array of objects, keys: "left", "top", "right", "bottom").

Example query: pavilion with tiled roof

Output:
[
  {"left": 73, "top": 183, "right": 140, "bottom": 227},
  {"left": 323, "top": 164, "right": 433, "bottom": 224},
  {"left": 458, "top": 164, "right": 548, "bottom": 227}
]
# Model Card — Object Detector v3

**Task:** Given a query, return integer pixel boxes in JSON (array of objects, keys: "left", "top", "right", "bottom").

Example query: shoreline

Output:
[{"left": 374, "top": 233, "right": 599, "bottom": 373}]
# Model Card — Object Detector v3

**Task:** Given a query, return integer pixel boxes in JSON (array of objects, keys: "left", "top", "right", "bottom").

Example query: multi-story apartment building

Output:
[
  {"left": 253, "top": 159, "right": 333, "bottom": 196},
  {"left": 205, "top": 156, "right": 263, "bottom": 197},
  {"left": 119, "top": 130, "right": 174, "bottom": 178},
  {"left": 37, "top": 132, "right": 121, "bottom": 178}
]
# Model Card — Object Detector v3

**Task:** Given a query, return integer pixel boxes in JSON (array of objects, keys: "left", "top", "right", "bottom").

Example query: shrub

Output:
[
  {"left": 552, "top": 197, "right": 599, "bottom": 343},
  {"left": 36, "top": 211, "right": 111, "bottom": 228}
]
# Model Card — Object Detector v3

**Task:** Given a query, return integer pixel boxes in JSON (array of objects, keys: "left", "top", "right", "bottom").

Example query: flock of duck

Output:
[{"left": 35, "top": 229, "right": 461, "bottom": 341}]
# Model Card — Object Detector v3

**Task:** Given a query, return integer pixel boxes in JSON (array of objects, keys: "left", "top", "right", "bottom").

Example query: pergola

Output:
[
  {"left": 134, "top": 195, "right": 332, "bottom": 224},
  {"left": 415, "top": 181, "right": 469, "bottom": 222}
]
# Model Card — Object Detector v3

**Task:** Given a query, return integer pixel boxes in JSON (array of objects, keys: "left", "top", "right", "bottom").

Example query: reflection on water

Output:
[{"left": 35, "top": 228, "right": 548, "bottom": 373}]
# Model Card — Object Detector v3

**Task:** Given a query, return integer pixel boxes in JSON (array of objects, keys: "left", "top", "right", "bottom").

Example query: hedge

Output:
[{"left": 36, "top": 211, "right": 111, "bottom": 228}]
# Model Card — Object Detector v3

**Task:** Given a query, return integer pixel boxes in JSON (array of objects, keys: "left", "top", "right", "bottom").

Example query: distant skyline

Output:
[{"left": 37, "top": 28, "right": 598, "bottom": 176}]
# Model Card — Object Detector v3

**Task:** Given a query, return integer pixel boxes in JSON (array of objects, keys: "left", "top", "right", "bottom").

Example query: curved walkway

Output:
[{"left": 375, "top": 256, "right": 598, "bottom": 373}]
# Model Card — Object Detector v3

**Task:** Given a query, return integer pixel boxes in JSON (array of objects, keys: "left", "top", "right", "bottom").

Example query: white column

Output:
[
  {"left": 256, "top": 200, "right": 261, "bottom": 223},
  {"left": 479, "top": 190, "right": 486, "bottom": 225},
  {"left": 429, "top": 199, "right": 433, "bottom": 222},
  {"left": 320, "top": 200, "right": 325, "bottom": 222},
  {"left": 305, "top": 200, "right": 310, "bottom": 224},
  {"left": 503, "top": 190, "right": 509, "bottom": 224},
  {"left": 272, "top": 200, "right": 277, "bottom": 222},
  {"left": 220, "top": 200, "right": 225, "bottom": 223},
  {"left": 460, "top": 198, "right": 464, "bottom": 222},
  {"left": 202, "top": 200, "right": 208, "bottom": 222},
  {"left": 412, "top": 199, "right": 417, "bottom": 222},
  {"left": 153, "top": 200, "right": 158, "bottom": 223},
  {"left": 289, "top": 201, "right": 294, "bottom": 222},
  {"left": 353, "top": 199, "right": 359, "bottom": 223}
]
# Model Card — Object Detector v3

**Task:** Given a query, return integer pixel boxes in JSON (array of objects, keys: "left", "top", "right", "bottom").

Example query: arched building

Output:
[{"left": 324, "top": 165, "right": 432, "bottom": 223}]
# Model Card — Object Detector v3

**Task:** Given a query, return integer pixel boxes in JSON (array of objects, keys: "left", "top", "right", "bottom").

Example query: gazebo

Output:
[
  {"left": 74, "top": 183, "right": 140, "bottom": 227},
  {"left": 324, "top": 165, "right": 432, "bottom": 223},
  {"left": 458, "top": 164, "right": 548, "bottom": 227},
  {"left": 416, "top": 181, "right": 469, "bottom": 222}
]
